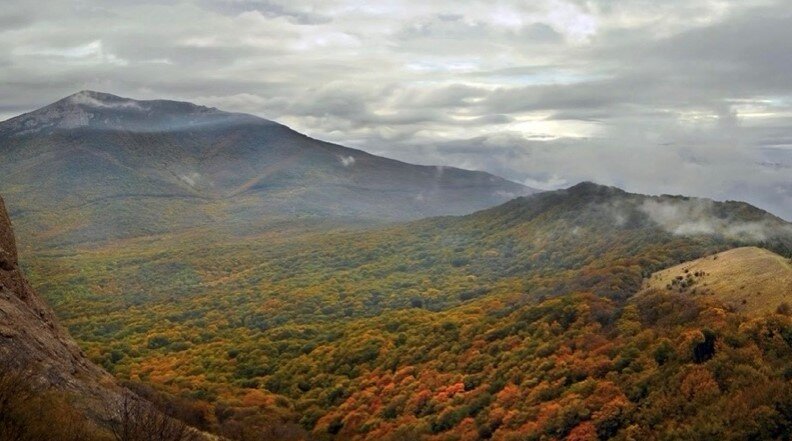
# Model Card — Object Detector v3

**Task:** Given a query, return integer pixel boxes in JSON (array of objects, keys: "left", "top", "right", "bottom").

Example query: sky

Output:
[{"left": 1, "top": 0, "right": 791, "bottom": 219}]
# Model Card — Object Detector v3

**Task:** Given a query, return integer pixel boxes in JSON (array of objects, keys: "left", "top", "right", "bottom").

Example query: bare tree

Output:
[
  {"left": 0, "top": 366, "right": 36, "bottom": 441},
  {"left": 107, "top": 392, "right": 199, "bottom": 441},
  {"left": 0, "top": 366, "right": 96, "bottom": 441}
]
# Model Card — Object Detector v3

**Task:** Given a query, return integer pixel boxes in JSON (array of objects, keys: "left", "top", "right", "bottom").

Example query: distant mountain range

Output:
[{"left": 0, "top": 91, "right": 534, "bottom": 245}]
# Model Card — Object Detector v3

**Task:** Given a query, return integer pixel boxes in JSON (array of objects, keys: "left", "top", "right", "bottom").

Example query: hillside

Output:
[
  {"left": 21, "top": 182, "right": 792, "bottom": 439},
  {"left": 0, "top": 91, "right": 533, "bottom": 246},
  {"left": 642, "top": 246, "right": 792, "bottom": 314}
]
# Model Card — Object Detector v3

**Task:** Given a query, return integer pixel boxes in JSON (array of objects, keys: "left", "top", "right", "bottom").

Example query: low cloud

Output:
[
  {"left": 68, "top": 91, "right": 146, "bottom": 110},
  {"left": 639, "top": 199, "right": 792, "bottom": 241},
  {"left": 178, "top": 172, "right": 202, "bottom": 187},
  {"left": 338, "top": 155, "right": 355, "bottom": 167}
]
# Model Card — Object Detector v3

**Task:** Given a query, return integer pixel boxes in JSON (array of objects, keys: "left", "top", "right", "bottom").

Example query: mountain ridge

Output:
[
  {"left": 0, "top": 90, "right": 264, "bottom": 135},
  {"left": 0, "top": 90, "right": 527, "bottom": 183}
]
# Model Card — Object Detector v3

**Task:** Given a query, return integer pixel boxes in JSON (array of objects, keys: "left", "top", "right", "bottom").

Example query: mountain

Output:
[
  {"left": 0, "top": 90, "right": 534, "bottom": 246},
  {"left": 23, "top": 182, "right": 792, "bottom": 439},
  {"left": 642, "top": 246, "right": 792, "bottom": 314}
]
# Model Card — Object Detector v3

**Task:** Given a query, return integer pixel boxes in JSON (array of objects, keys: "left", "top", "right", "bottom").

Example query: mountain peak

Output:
[
  {"left": 61, "top": 90, "right": 145, "bottom": 108},
  {"left": 0, "top": 91, "right": 264, "bottom": 136},
  {"left": 67, "top": 89, "right": 123, "bottom": 99},
  {"left": 565, "top": 181, "right": 624, "bottom": 195}
]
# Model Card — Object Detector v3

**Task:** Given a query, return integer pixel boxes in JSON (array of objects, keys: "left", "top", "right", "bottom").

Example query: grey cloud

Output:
[
  {"left": 638, "top": 198, "right": 792, "bottom": 241},
  {"left": 1, "top": 0, "right": 791, "bottom": 220},
  {"left": 388, "top": 84, "right": 487, "bottom": 110},
  {"left": 0, "top": 13, "right": 35, "bottom": 30},
  {"left": 521, "top": 23, "right": 564, "bottom": 42},
  {"left": 200, "top": 0, "right": 332, "bottom": 24}
]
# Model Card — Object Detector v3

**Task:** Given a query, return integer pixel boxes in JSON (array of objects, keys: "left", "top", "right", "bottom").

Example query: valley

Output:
[{"left": 19, "top": 181, "right": 792, "bottom": 439}]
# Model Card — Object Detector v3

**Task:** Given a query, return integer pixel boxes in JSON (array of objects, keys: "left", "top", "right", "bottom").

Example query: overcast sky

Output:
[{"left": 1, "top": 0, "right": 790, "bottom": 219}]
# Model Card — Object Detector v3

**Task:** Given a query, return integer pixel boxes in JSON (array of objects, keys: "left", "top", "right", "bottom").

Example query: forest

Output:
[{"left": 18, "top": 184, "right": 792, "bottom": 439}]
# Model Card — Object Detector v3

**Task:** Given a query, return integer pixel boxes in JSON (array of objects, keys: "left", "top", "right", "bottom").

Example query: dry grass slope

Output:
[{"left": 643, "top": 246, "right": 792, "bottom": 314}]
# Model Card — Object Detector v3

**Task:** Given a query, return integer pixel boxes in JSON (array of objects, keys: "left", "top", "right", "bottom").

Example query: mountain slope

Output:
[
  {"left": 0, "top": 91, "right": 533, "bottom": 246},
  {"left": 643, "top": 246, "right": 792, "bottom": 314}
]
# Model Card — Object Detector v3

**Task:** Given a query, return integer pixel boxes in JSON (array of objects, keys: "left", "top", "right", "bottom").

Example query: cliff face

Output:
[{"left": 0, "top": 194, "right": 118, "bottom": 408}]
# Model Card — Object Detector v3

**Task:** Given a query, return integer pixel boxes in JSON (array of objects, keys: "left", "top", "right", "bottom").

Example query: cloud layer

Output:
[{"left": 1, "top": 0, "right": 790, "bottom": 219}]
